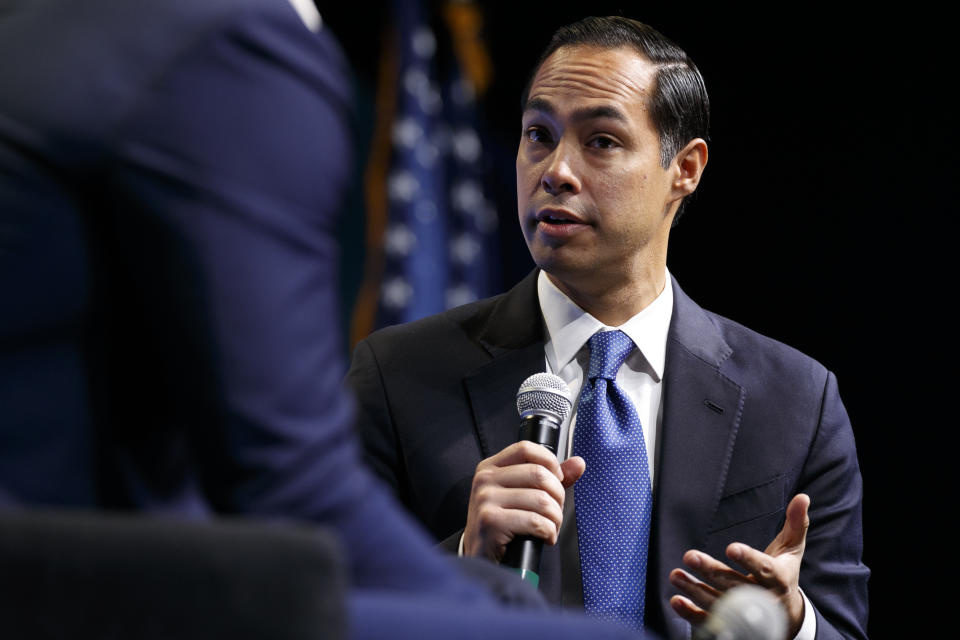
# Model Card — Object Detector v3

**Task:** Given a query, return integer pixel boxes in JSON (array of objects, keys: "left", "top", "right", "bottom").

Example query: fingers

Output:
[
  {"left": 724, "top": 539, "right": 805, "bottom": 636},
  {"left": 720, "top": 495, "right": 807, "bottom": 590},
  {"left": 462, "top": 442, "right": 574, "bottom": 560},
  {"left": 464, "top": 489, "right": 562, "bottom": 559},
  {"left": 724, "top": 543, "right": 782, "bottom": 590},
  {"left": 670, "top": 588, "right": 708, "bottom": 626},
  {"left": 479, "top": 486, "right": 564, "bottom": 527},
  {"left": 682, "top": 550, "right": 754, "bottom": 592},
  {"left": 472, "top": 501, "right": 560, "bottom": 546},
  {"left": 487, "top": 440, "right": 563, "bottom": 478},
  {"left": 476, "top": 459, "right": 567, "bottom": 505},
  {"left": 669, "top": 594, "right": 710, "bottom": 626},
  {"left": 669, "top": 567, "right": 723, "bottom": 618}
]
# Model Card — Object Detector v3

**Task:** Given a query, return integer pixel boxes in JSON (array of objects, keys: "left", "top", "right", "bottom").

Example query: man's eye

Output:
[
  {"left": 526, "top": 127, "right": 552, "bottom": 144},
  {"left": 589, "top": 135, "right": 618, "bottom": 149}
]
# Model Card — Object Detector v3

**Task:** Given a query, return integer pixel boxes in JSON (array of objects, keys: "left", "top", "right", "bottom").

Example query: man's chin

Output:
[{"left": 536, "top": 260, "right": 596, "bottom": 293}]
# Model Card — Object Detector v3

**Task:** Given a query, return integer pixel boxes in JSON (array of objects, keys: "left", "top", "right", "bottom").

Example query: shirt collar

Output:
[
  {"left": 538, "top": 269, "right": 673, "bottom": 381},
  {"left": 287, "top": 0, "right": 322, "bottom": 31}
]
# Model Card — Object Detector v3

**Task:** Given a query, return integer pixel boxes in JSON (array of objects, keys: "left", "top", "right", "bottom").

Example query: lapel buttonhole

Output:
[{"left": 703, "top": 399, "right": 724, "bottom": 415}]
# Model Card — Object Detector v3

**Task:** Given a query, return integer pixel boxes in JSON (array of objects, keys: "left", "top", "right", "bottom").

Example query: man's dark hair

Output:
[{"left": 521, "top": 16, "right": 710, "bottom": 180}]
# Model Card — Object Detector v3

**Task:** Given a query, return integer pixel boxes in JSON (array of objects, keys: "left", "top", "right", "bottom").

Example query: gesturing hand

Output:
[
  {"left": 462, "top": 441, "right": 585, "bottom": 562},
  {"left": 669, "top": 493, "right": 811, "bottom": 639}
]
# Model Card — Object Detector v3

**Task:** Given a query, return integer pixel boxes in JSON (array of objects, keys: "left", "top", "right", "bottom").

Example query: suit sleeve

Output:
[
  {"left": 797, "top": 372, "right": 869, "bottom": 640},
  {"left": 99, "top": 2, "right": 491, "bottom": 600}
]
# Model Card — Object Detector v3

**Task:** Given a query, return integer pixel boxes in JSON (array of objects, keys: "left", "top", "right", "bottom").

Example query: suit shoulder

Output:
[
  {"left": 357, "top": 293, "right": 507, "bottom": 358},
  {"left": 705, "top": 309, "right": 832, "bottom": 392}
]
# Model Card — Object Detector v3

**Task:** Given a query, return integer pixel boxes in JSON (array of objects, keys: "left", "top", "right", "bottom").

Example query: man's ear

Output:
[{"left": 671, "top": 138, "right": 708, "bottom": 199}]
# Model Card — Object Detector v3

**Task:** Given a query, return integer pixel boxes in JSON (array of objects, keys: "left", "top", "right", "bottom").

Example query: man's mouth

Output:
[
  {"left": 532, "top": 208, "right": 588, "bottom": 239},
  {"left": 536, "top": 208, "right": 584, "bottom": 225}
]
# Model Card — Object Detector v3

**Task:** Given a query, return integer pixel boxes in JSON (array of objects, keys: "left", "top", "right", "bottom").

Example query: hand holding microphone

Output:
[
  {"left": 461, "top": 373, "right": 583, "bottom": 581},
  {"left": 500, "top": 373, "right": 573, "bottom": 586}
]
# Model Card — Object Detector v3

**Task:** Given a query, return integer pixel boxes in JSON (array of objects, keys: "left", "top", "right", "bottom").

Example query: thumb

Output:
[
  {"left": 559, "top": 456, "right": 586, "bottom": 488},
  {"left": 780, "top": 493, "right": 811, "bottom": 551}
]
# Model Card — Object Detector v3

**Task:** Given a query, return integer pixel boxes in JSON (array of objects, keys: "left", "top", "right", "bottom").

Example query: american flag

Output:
[{"left": 353, "top": 0, "right": 499, "bottom": 336}]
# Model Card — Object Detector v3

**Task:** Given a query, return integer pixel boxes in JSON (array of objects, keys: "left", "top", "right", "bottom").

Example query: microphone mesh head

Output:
[{"left": 516, "top": 373, "right": 572, "bottom": 422}]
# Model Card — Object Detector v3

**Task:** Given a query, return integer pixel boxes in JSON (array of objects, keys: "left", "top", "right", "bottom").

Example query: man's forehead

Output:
[
  {"left": 523, "top": 96, "right": 629, "bottom": 125},
  {"left": 524, "top": 45, "right": 655, "bottom": 114}
]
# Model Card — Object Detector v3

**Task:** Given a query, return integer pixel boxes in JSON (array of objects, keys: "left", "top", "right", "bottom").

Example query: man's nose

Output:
[{"left": 541, "top": 141, "right": 581, "bottom": 195}]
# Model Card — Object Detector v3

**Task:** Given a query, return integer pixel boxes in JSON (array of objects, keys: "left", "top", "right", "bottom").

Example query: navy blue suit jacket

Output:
[
  {"left": 0, "top": 0, "right": 489, "bottom": 599},
  {"left": 347, "top": 270, "right": 869, "bottom": 639}
]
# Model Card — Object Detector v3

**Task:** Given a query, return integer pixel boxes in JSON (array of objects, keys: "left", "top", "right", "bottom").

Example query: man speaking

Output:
[{"left": 347, "top": 15, "right": 868, "bottom": 640}]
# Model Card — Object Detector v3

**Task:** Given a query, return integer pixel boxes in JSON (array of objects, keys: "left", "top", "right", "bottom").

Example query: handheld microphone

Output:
[
  {"left": 500, "top": 373, "right": 572, "bottom": 588},
  {"left": 691, "top": 584, "right": 787, "bottom": 640}
]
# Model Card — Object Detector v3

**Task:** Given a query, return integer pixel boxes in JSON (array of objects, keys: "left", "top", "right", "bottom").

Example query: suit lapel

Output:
[
  {"left": 464, "top": 343, "right": 546, "bottom": 458},
  {"left": 647, "top": 278, "right": 745, "bottom": 639},
  {"left": 462, "top": 270, "right": 546, "bottom": 459}
]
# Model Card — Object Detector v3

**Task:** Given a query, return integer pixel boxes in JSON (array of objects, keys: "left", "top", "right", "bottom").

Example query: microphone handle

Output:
[{"left": 501, "top": 414, "right": 560, "bottom": 588}]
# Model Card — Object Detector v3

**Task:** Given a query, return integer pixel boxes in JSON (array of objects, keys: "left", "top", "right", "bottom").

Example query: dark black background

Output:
[{"left": 325, "top": 4, "right": 954, "bottom": 635}]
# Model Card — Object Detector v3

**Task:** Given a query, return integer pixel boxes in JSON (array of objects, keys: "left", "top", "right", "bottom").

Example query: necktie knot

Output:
[{"left": 586, "top": 330, "right": 635, "bottom": 381}]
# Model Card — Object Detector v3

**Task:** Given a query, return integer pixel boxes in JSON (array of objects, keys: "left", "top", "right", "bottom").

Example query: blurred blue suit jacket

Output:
[{"left": 0, "top": 0, "right": 479, "bottom": 598}]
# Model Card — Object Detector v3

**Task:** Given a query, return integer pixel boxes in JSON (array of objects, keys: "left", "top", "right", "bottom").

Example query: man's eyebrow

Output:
[
  {"left": 522, "top": 97, "right": 628, "bottom": 124},
  {"left": 523, "top": 97, "right": 556, "bottom": 117}
]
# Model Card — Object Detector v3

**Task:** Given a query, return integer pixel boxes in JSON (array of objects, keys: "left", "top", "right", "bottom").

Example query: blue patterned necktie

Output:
[{"left": 573, "top": 329, "right": 652, "bottom": 633}]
